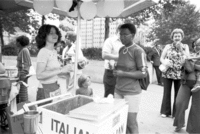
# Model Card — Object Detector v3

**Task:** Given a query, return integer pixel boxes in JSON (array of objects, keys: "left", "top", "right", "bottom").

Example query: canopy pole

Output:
[{"left": 73, "top": 1, "right": 81, "bottom": 91}]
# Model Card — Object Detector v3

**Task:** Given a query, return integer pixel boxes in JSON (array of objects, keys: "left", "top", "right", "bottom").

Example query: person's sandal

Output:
[
  {"left": 161, "top": 114, "right": 167, "bottom": 118},
  {"left": 174, "top": 126, "right": 183, "bottom": 132}
]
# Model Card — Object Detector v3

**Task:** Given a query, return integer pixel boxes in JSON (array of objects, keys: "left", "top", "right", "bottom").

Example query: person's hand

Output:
[
  {"left": 187, "top": 56, "right": 200, "bottom": 60},
  {"left": 164, "top": 59, "right": 173, "bottom": 67},
  {"left": 176, "top": 42, "right": 183, "bottom": 52},
  {"left": 61, "top": 64, "right": 73, "bottom": 74},
  {"left": 180, "top": 57, "right": 185, "bottom": 65},
  {"left": 113, "top": 70, "right": 124, "bottom": 77},
  {"left": 78, "top": 60, "right": 88, "bottom": 69}
]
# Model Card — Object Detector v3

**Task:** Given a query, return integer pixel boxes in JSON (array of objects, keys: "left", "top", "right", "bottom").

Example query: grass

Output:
[{"left": 2, "top": 56, "right": 104, "bottom": 83}]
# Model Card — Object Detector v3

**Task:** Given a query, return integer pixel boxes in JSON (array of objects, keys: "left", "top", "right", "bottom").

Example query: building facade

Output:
[
  {"left": 81, "top": 18, "right": 122, "bottom": 48},
  {"left": 80, "top": 18, "right": 146, "bottom": 48}
]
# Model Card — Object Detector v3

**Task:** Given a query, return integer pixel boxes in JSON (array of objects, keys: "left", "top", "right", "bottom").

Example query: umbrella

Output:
[
  {"left": 0, "top": 0, "right": 157, "bottom": 89},
  {"left": 0, "top": 0, "right": 29, "bottom": 13},
  {"left": 11, "top": 0, "right": 157, "bottom": 17}
]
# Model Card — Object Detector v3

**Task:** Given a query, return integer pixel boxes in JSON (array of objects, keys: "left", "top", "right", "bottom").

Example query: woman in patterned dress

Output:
[{"left": 160, "top": 29, "right": 190, "bottom": 118}]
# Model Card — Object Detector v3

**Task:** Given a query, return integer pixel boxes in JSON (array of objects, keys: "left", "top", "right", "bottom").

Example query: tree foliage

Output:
[
  {"left": 0, "top": 9, "right": 40, "bottom": 47},
  {"left": 148, "top": 1, "right": 200, "bottom": 49},
  {"left": 0, "top": 9, "right": 40, "bottom": 34}
]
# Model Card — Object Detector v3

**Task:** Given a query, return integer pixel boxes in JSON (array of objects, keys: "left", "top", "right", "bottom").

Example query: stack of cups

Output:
[{"left": 23, "top": 110, "right": 39, "bottom": 134}]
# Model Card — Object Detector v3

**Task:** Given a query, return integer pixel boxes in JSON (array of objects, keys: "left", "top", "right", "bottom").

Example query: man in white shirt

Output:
[{"left": 102, "top": 25, "right": 123, "bottom": 97}]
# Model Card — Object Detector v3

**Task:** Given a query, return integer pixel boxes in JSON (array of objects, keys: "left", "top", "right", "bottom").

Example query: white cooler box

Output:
[{"left": 38, "top": 95, "right": 128, "bottom": 134}]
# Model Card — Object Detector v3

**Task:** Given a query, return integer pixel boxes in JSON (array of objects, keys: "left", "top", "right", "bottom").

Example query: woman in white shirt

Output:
[{"left": 35, "top": 24, "right": 73, "bottom": 99}]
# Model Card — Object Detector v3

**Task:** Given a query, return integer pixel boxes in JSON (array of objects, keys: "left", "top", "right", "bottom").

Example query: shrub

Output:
[
  {"left": 136, "top": 44, "right": 153, "bottom": 62},
  {"left": 2, "top": 41, "right": 18, "bottom": 56},
  {"left": 2, "top": 41, "right": 39, "bottom": 57},
  {"left": 143, "top": 46, "right": 153, "bottom": 62},
  {"left": 2, "top": 43, "right": 103, "bottom": 60},
  {"left": 81, "top": 46, "right": 152, "bottom": 61},
  {"left": 82, "top": 47, "right": 103, "bottom": 60}
]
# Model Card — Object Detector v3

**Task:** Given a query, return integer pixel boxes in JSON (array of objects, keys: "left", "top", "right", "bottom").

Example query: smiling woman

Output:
[{"left": 160, "top": 28, "right": 190, "bottom": 119}]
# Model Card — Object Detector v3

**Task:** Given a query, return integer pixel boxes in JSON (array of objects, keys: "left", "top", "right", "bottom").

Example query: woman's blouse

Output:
[
  {"left": 162, "top": 43, "right": 187, "bottom": 79},
  {"left": 37, "top": 48, "right": 61, "bottom": 84},
  {"left": 17, "top": 47, "right": 31, "bottom": 71}
]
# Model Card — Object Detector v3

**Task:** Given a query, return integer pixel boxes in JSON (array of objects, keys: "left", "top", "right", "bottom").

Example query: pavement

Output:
[{"left": 0, "top": 56, "right": 191, "bottom": 134}]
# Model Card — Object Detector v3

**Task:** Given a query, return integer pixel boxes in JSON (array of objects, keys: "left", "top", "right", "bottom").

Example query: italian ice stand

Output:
[{"left": 8, "top": 94, "right": 128, "bottom": 134}]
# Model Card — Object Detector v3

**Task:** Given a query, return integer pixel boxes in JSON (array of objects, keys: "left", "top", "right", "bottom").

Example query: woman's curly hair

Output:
[{"left": 35, "top": 24, "right": 62, "bottom": 50}]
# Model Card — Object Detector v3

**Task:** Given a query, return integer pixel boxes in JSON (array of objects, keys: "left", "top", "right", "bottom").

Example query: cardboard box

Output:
[
  {"left": 38, "top": 95, "right": 128, "bottom": 134},
  {"left": 6, "top": 94, "right": 72, "bottom": 134},
  {"left": 6, "top": 102, "right": 25, "bottom": 134},
  {"left": 6, "top": 102, "right": 37, "bottom": 134}
]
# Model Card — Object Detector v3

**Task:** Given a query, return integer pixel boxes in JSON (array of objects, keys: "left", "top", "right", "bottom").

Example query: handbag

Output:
[
  {"left": 139, "top": 70, "right": 150, "bottom": 90},
  {"left": 159, "top": 64, "right": 169, "bottom": 73},
  {"left": 27, "top": 65, "right": 36, "bottom": 76},
  {"left": 184, "top": 59, "right": 195, "bottom": 73}
]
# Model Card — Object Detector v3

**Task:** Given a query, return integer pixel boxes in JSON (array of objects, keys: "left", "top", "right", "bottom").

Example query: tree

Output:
[
  {"left": 103, "top": 0, "right": 185, "bottom": 40},
  {"left": 122, "top": 0, "right": 183, "bottom": 26},
  {"left": 149, "top": 1, "right": 200, "bottom": 49},
  {"left": 0, "top": 9, "right": 40, "bottom": 47},
  {"left": 59, "top": 17, "right": 76, "bottom": 34}
]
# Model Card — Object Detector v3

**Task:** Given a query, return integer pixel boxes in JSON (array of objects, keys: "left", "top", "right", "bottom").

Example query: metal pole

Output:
[
  {"left": 0, "top": 41, "right": 2, "bottom": 62},
  {"left": 73, "top": 1, "right": 81, "bottom": 90}
]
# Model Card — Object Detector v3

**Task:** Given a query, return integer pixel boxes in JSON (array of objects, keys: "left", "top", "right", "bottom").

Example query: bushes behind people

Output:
[
  {"left": 2, "top": 41, "right": 38, "bottom": 57},
  {"left": 82, "top": 47, "right": 103, "bottom": 60},
  {"left": 3, "top": 45, "right": 151, "bottom": 61},
  {"left": 2, "top": 42, "right": 18, "bottom": 56},
  {"left": 137, "top": 44, "right": 153, "bottom": 62}
]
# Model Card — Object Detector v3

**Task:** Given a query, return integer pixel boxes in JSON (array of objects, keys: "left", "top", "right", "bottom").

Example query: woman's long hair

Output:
[{"left": 35, "top": 24, "right": 62, "bottom": 50}]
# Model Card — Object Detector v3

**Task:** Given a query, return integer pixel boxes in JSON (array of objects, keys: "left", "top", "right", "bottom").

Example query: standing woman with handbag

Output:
[
  {"left": 35, "top": 24, "right": 73, "bottom": 99},
  {"left": 16, "top": 35, "right": 32, "bottom": 103},
  {"left": 160, "top": 28, "right": 189, "bottom": 118},
  {"left": 173, "top": 38, "right": 200, "bottom": 132}
]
